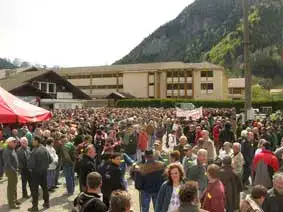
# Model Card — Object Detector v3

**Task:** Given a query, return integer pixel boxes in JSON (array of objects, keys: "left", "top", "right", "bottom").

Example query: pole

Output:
[{"left": 243, "top": 0, "right": 252, "bottom": 121}]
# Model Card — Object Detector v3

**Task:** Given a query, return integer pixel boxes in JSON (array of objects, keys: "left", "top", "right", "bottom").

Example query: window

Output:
[
  {"left": 167, "top": 72, "right": 172, "bottom": 78},
  {"left": 48, "top": 83, "right": 55, "bottom": 93},
  {"left": 187, "top": 83, "right": 193, "bottom": 90},
  {"left": 229, "top": 88, "right": 242, "bottom": 94},
  {"left": 166, "top": 84, "right": 179, "bottom": 90},
  {"left": 201, "top": 71, "right": 213, "bottom": 78},
  {"left": 201, "top": 83, "right": 214, "bottom": 90},
  {"left": 77, "top": 84, "right": 123, "bottom": 89},
  {"left": 179, "top": 71, "right": 185, "bottom": 77},
  {"left": 40, "top": 83, "right": 47, "bottom": 92},
  {"left": 172, "top": 72, "right": 178, "bottom": 78},
  {"left": 207, "top": 83, "right": 214, "bottom": 90},
  {"left": 186, "top": 71, "right": 193, "bottom": 77}
]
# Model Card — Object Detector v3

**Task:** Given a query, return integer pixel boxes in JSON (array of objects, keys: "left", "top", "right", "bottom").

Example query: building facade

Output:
[
  {"left": 228, "top": 78, "right": 245, "bottom": 100},
  {"left": 0, "top": 70, "right": 91, "bottom": 109},
  {"left": 57, "top": 61, "right": 228, "bottom": 100}
]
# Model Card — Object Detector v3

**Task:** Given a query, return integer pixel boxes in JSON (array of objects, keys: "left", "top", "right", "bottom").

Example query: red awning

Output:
[{"left": 0, "top": 87, "right": 52, "bottom": 123}]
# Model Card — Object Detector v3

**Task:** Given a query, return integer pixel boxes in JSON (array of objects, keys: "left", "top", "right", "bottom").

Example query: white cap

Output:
[{"left": 6, "top": 137, "right": 16, "bottom": 143}]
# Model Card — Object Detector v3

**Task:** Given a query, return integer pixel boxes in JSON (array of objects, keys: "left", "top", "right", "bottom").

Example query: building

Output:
[
  {"left": 228, "top": 78, "right": 245, "bottom": 100},
  {"left": 0, "top": 69, "right": 91, "bottom": 109},
  {"left": 57, "top": 61, "right": 228, "bottom": 100}
]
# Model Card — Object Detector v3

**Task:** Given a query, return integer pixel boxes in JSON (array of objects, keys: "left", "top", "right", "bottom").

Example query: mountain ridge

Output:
[{"left": 115, "top": 0, "right": 283, "bottom": 79}]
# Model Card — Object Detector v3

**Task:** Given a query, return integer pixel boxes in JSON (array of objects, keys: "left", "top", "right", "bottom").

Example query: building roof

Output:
[
  {"left": 0, "top": 70, "right": 51, "bottom": 91},
  {"left": 228, "top": 78, "right": 245, "bottom": 88},
  {"left": 0, "top": 70, "right": 92, "bottom": 100},
  {"left": 0, "top": 67, "right": 39, "bottom": 79},
  {"left": 56, "top": 61, "right": 224, "bottom": 76}
]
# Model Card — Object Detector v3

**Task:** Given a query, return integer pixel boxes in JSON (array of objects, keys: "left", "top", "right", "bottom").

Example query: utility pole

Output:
[{"left": 243, "top": 0, "right": 252, "bottom": 121}]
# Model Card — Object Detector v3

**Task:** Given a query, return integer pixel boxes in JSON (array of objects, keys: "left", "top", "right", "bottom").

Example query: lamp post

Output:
[{"left": 243, "top": 0, "right": 252, "bottom": 121}]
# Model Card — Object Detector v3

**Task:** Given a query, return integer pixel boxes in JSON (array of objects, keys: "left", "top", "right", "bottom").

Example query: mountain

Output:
[{"left": 115, "top": 0, "right": 283, "bottom": 78}]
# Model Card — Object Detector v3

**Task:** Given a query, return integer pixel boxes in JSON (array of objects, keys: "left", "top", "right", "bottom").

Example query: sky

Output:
[{"left": 0, "top": 0, "right": 194, "bottom": 67}]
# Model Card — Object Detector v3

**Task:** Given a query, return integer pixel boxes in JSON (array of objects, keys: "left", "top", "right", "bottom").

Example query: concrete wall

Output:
[
  {"left": 194, "top": 69, "right": 227, "bottom": 100},
  {"left": 123, "top": 72, "right": 148, "bottom": 98}
]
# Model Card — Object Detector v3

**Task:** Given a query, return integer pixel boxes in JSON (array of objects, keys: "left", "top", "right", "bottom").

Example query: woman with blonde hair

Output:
[{"left": 155, "top": 163, "right": 184, "bottom": 212}]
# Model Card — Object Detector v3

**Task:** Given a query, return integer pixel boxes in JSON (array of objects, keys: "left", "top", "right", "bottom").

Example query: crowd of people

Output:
[{"left": 0, "top": 107, "right": 283, "bottom": 212}]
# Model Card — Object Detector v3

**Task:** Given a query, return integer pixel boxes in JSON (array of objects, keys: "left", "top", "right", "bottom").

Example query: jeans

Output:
[
  {"left": 140, "top": 191, "right": 157, "bottom": 212},
  {"left": 31, "top": 171, "right": 49, "bottom": 208},
  {"left": 54, "top": 161, "right": 62, "bottom": 185},
  {"left": 6, "top": 169, "right": 18, "bottom": 207},
  {"left": 63, "top": 164, "right": 75, "bottom": 194},
  {"left": 20, "top": 168, "right": 32, "bottom": 196},
  {"left": 47, "top": 169, "right": 56, "bottom": 189},
  {"left": 0, "top": 149, "right": 4, "bottom": 177}
]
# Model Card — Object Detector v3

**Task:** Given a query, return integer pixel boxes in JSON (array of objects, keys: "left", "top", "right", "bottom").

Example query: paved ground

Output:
[
  {"left": 0, "top": 174, "right": 146, "bottom": 212},
  {"left": 0, "top": 173, "right": 248, "bottom": 212}
]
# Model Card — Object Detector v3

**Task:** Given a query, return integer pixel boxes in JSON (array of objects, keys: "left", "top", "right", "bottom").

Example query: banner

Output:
[{"left": 176, "top": 107, "right": 203, "bottom": 120}]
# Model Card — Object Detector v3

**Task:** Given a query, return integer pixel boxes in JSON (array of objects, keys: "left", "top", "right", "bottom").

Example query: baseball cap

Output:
[{"left": 6, "top": 137, "right": 17, "bottom": 143}]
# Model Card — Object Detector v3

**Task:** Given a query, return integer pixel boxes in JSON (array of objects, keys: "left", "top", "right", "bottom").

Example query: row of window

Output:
[
  {"left": 77, "top": 84, "right": 123, "bottom": 89},
  {"left": 167, "top": 83, "right": 193, "bottom": 90},
  {"left": 166, "top": 71, "right": 193, "bottom": 78},
  {"left": 167, "top": 95, "right": 193, "bottom": 98},
  {"left": 166, "top": 83, "right": 213, "bottom": 90},
  {"left": 33, "top": 82, "right": 56, "bottom": 94},
  {"left": 201, "top": 83, "right": 214, "bottom": 90},
  {"left": 201, "top": 71, "right": 213, "bottom": 78},
  {"left": 229, "top": 88, "right": 242, "bottom": 94},
  {"left": 65, "top": 73, "right": 123, "bottom": 79}
]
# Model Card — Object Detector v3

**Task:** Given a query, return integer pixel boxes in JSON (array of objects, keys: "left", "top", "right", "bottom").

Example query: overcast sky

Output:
[{"left": 0, "top": 0, "right": 194, "bottom": 67}]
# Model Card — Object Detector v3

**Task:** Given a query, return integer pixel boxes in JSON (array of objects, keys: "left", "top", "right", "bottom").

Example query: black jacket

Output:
[
  {"left": 16, "top": 147, "right": 31, "bottom": 170},
  {"left": 27, "top": 145, "right": 52, "bottom": 173},
  {"left": 73, "top": 192, "right": 107, "bottom": 212},
  {"left": 98, "top": 161, "right": 125, "bottom": 205},
  {"left": 241, "top": 139, "right": 256, "bottom": 165},
  {"left": 262, "top": 188, "right": 283, "bottom": 212},
  {"left": 78, "top": 155, "right": 97, "bottom": 188}
]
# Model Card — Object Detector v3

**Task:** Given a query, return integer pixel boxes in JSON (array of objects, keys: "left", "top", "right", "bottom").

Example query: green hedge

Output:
[{"left": 116, "top": 99, "right": 283, "bottom": 112}]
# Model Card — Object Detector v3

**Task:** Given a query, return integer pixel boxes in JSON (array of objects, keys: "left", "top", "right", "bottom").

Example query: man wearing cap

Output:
[
  {"left": 134, "top": 149, "right": 165, "bottom": 212},
  {"left": 3, "top": 137, "right": 20, "bottom": 209},
  {"left": 182, "top": 144, "right": 197, "bottom": 176}
]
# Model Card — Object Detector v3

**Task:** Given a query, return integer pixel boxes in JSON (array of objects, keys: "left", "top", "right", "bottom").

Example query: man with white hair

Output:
[
  {"left": 174, "top": 135, "right": 187, "bottom": 162},
  {"left": 197, "top": 130, "right": 216, "bottom": 164},
  {"left": 262, "top": 172, "right": 283, "bottom": 212},
  {"left": 231, "top": 142, "right": 245, "bottom": 179},
  {"left": 17, "top": 137, "right": 32, "bottom": 199},
  {"left": 186, "top": 149, "right": 208, "bottom": 193}
]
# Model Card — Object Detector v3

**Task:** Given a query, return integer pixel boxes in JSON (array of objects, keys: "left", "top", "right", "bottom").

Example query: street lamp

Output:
[{"left": 243, "top": 0, "right": 252, "bottom": 121}]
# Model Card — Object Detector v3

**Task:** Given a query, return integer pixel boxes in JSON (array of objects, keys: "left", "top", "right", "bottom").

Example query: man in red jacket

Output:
[
  {"left": 201, "top": 164, "right": 225, "bottom": 212},
  {"left": 252, "top": 140, "right": 279, "bottom": 189}
]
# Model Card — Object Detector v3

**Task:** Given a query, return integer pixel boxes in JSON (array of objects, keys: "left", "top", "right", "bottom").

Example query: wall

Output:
[
  {"left": 194, "top": 69, "right": 226, "bottom": 100},
  {"left": 123, "top": 72, "right": 148, "bottom": 98}
]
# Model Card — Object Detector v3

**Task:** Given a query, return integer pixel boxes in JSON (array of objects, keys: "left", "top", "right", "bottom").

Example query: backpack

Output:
[{"left": 71, "top": 193, "right": 98, "bottom": 212}]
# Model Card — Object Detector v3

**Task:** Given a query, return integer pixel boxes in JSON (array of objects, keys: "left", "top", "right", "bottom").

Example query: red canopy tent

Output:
[{"left": 0, "top": 86, "right": 52, "bottom": 123}]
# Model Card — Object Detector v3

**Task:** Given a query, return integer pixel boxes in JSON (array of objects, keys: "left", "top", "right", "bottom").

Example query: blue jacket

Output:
[
  {"left": 135, "top": 160, "right": 165, "bottom": 193},
  {"left": 155, "top": 181, "right": 173, "bottom": 212},
  {"left": 120, "top": 153, "right": 134, "bottom": 176}
]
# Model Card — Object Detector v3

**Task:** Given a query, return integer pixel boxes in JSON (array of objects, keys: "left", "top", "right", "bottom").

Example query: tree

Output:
[{"left": 252, "top": 84, "right": 271, "bottom": 101}]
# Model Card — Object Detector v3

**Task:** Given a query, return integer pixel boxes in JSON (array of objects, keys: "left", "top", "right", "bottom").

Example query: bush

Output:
[{"left": 116, "top": 99, "right": 283, "bottom": 112}]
